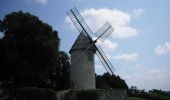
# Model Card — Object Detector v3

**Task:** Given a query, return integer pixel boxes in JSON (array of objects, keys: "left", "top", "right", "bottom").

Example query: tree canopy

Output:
[
  {"left": 96, "top": 72, "right": 128, "bottom": 89},
  {"left": 0, "top": 11, "right": 70, "bottom": 90}
]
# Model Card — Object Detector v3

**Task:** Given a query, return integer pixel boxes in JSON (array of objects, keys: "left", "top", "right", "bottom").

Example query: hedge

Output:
[{"left": 16, "top": 87, "right": 57, "bottom": 100}]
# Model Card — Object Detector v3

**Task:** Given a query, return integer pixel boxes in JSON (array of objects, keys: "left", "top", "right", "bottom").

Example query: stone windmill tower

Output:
[
  {"left": 69, "top": 32, "right": 97, "bottom": 89},
  {"left": 67, "top": 7, "right": 115, "bottom": 90}
]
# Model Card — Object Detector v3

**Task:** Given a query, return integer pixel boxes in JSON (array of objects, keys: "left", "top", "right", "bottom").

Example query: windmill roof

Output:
[{"left": 69, "top": 31, "right": 97, "bottom": 53}]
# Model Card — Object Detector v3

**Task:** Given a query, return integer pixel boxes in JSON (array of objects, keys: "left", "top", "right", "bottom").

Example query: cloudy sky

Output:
[{"left": 0, "top": 0, "right": 170, "bottom": 91}]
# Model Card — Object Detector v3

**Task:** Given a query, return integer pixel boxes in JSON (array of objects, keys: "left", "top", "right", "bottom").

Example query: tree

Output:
[
  {"left": 0, "top": 11, "right": 60, "bottom": 89},
  {"left": 45, "top": 51, "right": 70, "bottom": 90},
  {"left": 96, "top": 72, "right": 128, "bottom": 89},
  {"left": 129, "top": 86, "right": 139, "bottom": 94}
]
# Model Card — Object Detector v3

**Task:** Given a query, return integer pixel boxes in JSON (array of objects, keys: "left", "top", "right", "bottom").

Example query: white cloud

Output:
[
  {"left": 115, "top": 27, "right": 137, "bottom": 39},
  {"left": 96, "top": 39, "right": 118, "bottom": 51},
  {"left": 113, "top": 53, "right": 139, "bottom": 61},
  {"left": 66, "top": 8, "right": 139, "bottom": 39},
  {"left": 155, "top": 42, "right": 170, "bottom": 55},
  {"left": 122, "top": 67, "right": 170, "bottom": 91},
  {"left": 35, "top": 0, "right": 47, "bottom": 4},
  {"left": 133, "top": 9, "right": 145, "bottom": 17}
]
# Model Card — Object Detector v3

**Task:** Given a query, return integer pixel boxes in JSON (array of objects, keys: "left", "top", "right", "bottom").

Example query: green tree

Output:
[
  {"left": 96, "top": 72, "right": 128, "bottom": 89},
  {"left": 128, "top": 86, "right": 140, "bottom": 94},
  {"left": 0, "top": 11, "right": 60, "bottom": 88},
  {"left": 43, "top": 51, "right": 70, "bottom": 91}
]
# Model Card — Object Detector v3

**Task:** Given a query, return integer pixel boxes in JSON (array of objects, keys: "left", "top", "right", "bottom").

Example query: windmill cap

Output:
[{"left": 69, "top": 31, "right": 97, "bottom": 54}]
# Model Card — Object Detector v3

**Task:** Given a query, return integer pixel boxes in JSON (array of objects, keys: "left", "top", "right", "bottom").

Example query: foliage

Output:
[
  {"left": 127, "top": 97, "right": 148, "bottom": 100},
  {"left": 77, "top": 90, "right": 99, "bottom": 100},
  {"left": 16, "top": 87, "right": 58, "bottom": 100},
  {"left": 128, "top": 86, "right": 146, "bottom": 94},
  {"left": 44, "top": 51, "right": 70, "bottom": 90},
  {"left": 96, "top": 72, "right": 128, "bottom": 89},
  {"left": 0, "top": 11, "right": 70, "bottom": 91},
  {"left": 128, "top": 87, "right": 170, "bottom": 100},
  {"left": 149, "top": 89, "right": 170, "bottom": 97},
  {"left": 129, "top": 93, "right": 170, "bottom": 100}
]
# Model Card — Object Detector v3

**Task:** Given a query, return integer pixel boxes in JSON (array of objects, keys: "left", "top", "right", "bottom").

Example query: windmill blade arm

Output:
[
  {"left": 96, "top": 52, "right": 112, "bottom": 74},
  {"left": 67, "top": 8, "right": 114, "bottom": 43},
  {"left": 95, "top": 22, "right": 114, "bottom": 43},
  {"left": 96, "top": 46, "right": 115, "bottom": 75},
  {"left": 66, "top": 10, "right": 84, "bottom": 35},
  {"left": 66, "top": 7, "right": 94, "bottom": 38},
  {"left": 98, "top": 46, "right": 115, "bottom": 71}
]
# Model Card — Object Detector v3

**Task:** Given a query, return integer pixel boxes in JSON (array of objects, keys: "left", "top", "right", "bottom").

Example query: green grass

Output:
[{"left": 127, "top": 97, "right": 148, "bottom": 100}]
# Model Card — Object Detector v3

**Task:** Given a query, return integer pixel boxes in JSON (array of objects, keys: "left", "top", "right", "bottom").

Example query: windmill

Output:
[{"left": 67, "top": 7, "right": 115, "bottom": 89}]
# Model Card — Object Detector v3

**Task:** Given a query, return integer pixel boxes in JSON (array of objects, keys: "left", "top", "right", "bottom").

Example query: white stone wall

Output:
[{"left": 70, "top": 50, "right": 96, "bottom": 89}]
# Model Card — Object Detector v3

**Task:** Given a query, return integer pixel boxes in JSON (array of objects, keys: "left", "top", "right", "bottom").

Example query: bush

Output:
[
  {"left": 129, "top": 93, "right": 170, "bottom": 100},
  {"left": 77, "top": 90, "right": 99, "bottom": 100},
  {"left": 16, "top": 87, "right": 57, "bottom": 100}
]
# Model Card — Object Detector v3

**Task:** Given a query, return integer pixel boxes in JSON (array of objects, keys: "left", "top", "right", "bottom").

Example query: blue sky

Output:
[{"left": 0, "top": 0, "right": 170, "bottom": 91}]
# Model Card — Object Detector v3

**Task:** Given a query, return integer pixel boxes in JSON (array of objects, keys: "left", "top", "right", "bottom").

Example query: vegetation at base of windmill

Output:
[
  {"left": 96, "top": 72, "right": 128, "bottom": 90},
  {"left": 0, "top": 11, "right": 70, "bottom": 98},
  {"left": 127, "top": 97, "right": 148, "bottom": 100},
  {"left": 77, "top": 90, "right": 99, "bottom": 100},
  {"left": 128, "top": 86, "right": 170, "bottom": 100},
  {"left": 16, "top": 87, "right": 58, "bottom": 100},
  {"left": 47, "top": 51, "right": 70, "bottom": 91}
]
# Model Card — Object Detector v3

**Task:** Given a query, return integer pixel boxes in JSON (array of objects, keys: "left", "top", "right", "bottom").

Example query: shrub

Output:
[
  {"left": 77, "top": 90, "right": 99, "bottom": 100},
  {"left": 16, "top": 87, "right": 57, "bottom": 100}
]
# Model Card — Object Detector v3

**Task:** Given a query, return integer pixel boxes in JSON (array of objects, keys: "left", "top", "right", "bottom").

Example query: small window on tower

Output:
[{"left": 88, "top": 52, "right": 93, "bottom": 61}]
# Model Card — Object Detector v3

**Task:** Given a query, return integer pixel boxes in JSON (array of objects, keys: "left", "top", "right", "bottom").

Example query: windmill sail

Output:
[
  {"left": 95, "top": 22, "right": 114, "bottom": 43},
  {"left": 67, "top": 7, "right": 115, "bottom": 74},
  {"left": 96, "top": 46, "right": 115, "bottom": 74},
  {"left": 96, "top": 51, "right": 111, "bottom": 73},
  {"left": 66, "top": 7, "right": 114, "bottom": 43},
  {"left": 66, "top": 7, "right": 93, "bottom": 37}
]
